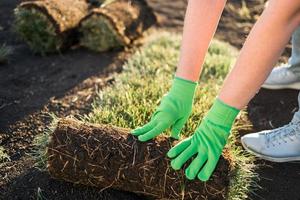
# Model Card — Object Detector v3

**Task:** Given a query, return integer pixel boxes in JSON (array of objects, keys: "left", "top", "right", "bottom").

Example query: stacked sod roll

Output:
[
  {"left": 14, "top": 0, "right": 89, "bottom": 54},
  {"left": 47, "top": 118, "right": 230, "bottom": 200},
  {"left": 79, "top": 0, "right": 157, "bottom": 52},
  {"left": 14, "top": 0, "right": 156, "bottom": 54}
]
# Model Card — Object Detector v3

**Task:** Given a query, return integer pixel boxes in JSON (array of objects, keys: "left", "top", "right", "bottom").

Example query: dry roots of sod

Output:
[
  {"left": 79, "top": 0, "right": 157, "bottom": 52},
  {"left": 47, "top": 118, "right": 231, "bottom": 200},
  {"left": 14, "top": 0, "right": 89, "bottom": 54}
]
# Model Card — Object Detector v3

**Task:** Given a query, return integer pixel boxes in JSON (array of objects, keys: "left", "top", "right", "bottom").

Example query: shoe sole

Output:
[
  {"left": 241, "top": 139, "right": 300, "bottom": 162},
  {"left": 262, "top": 82, "right": 300, "bottom": 90}
]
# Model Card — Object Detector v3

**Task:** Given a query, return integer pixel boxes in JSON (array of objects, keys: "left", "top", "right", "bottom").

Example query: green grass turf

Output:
[{"left": 34, "top": 32, "right": 258, "bottom": 199}]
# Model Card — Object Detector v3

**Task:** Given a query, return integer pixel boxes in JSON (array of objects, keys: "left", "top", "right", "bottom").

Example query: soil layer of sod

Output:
[{"left": 48, "top": 118, "right": 230, "bottom": 199}]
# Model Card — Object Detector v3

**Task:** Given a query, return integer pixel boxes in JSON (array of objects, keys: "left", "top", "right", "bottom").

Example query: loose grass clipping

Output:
[
  {"left": 47, "top": 118, "right": 232, "bottom": 200},
  {"left": 79, "top": 0, "right": 157, "bottom": 52},
  {"left": 14, "top": 0, "right": 89, "bottom": 54}
]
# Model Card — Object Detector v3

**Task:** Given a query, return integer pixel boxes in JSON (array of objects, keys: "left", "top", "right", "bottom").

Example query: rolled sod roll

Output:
[
  {"left": 47, "top": 118, "right": 231, "bottom": 200},
  {"left": 79, "top": 0, "right": 157, "bottom": 52},
  {"left": 14, "top": 0, "right": 89, "bottom": 54}
]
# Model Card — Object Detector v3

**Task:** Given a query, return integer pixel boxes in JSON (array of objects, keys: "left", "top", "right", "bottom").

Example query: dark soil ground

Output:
[{"left": 0, "top": 0, "right": 299, "bottom": 200}]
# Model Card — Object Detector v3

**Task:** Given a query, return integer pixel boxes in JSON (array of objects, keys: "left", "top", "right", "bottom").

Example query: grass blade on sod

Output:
[
  {"left": 34, "top": 32, "right": 258, "bottom": 199},
  {"left": 0, "top": 146, "right": 10, "bottom": 164}
]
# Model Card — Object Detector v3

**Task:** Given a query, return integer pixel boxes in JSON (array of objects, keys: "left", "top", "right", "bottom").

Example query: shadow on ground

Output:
[
  {"left": 0, "top": 0, "right": 127, "bottom": 131},
  {"left": 1, "top": 158, "right": 142, "bottom": 200},
  {"left": 0, "top": 46, "right": 122, "bottom": 130}
]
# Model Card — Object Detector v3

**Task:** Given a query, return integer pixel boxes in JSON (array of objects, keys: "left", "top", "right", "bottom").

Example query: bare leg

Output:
[{"left": 175, "top": 0, "right": 227, "bottom": 82}]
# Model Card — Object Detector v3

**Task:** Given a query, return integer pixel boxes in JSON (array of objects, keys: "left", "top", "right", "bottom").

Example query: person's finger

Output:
[
  {"left": 170, "top": 145, "right": 197, "bottom": 170},
  {"left": 171, "top": 117, "right": 186, "bottom": 139},
  {"left": 197, "top": 156, "right": 218, "bottom": 181},
  {"left": 131, "top": 120, "right": 156, "bottom": 136},
  {"left": 138, "top": 123, "right": 168, "bottom": 142},
  {"left": 167, "top": 138, "right": 191, "bottom": 158},
  {"left": 185, "top": 154, "right": 207, "bottom": 180}
]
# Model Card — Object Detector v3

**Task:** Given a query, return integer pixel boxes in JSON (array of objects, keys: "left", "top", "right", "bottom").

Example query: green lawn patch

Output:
[{"left": 34, "top": 32, "right": 258, "bottom": 199}]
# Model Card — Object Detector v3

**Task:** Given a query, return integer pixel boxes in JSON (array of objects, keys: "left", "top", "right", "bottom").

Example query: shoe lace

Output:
[{"left": 264, "top": 122, "right": 300, "bottom": 148}]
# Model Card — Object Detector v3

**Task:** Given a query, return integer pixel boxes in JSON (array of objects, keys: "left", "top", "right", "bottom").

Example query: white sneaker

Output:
[
  {"left": 262, "top": 65, "right": 300, "bottom": 89},
  {"left": 241, "top": 122, "right": 300, "bottom": 162}
]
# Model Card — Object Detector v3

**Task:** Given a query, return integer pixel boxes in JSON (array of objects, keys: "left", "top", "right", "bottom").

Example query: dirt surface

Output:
[
  {"left": 1, "top": 0, "right": 300, "bottom": 200},
  {"left": 1, "top": 157, "right": 141, "bottom": 200}
]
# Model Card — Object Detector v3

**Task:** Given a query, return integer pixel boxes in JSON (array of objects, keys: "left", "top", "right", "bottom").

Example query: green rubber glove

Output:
[
  {"left": 131, "top": 77, "right": 197, "bottom": 142},
  {"left": 167, "top": 98, "right": 239, "bottom": 181}
]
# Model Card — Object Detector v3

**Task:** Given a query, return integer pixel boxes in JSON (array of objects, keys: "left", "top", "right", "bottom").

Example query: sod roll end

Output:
[
  {"left": 14, "top": 0, "right": 89, "bottom": 54},
  {"left": 79, "top": 0, "right": 157, "bottom": 52}
]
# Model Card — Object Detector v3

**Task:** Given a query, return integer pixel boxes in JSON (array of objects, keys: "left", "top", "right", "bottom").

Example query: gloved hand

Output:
[
  {"left": 131, "top": 77, "right": 197, "bottom": 142},
  {"left": 167, "top": 98, "right": 239, "bottom": 181}
]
